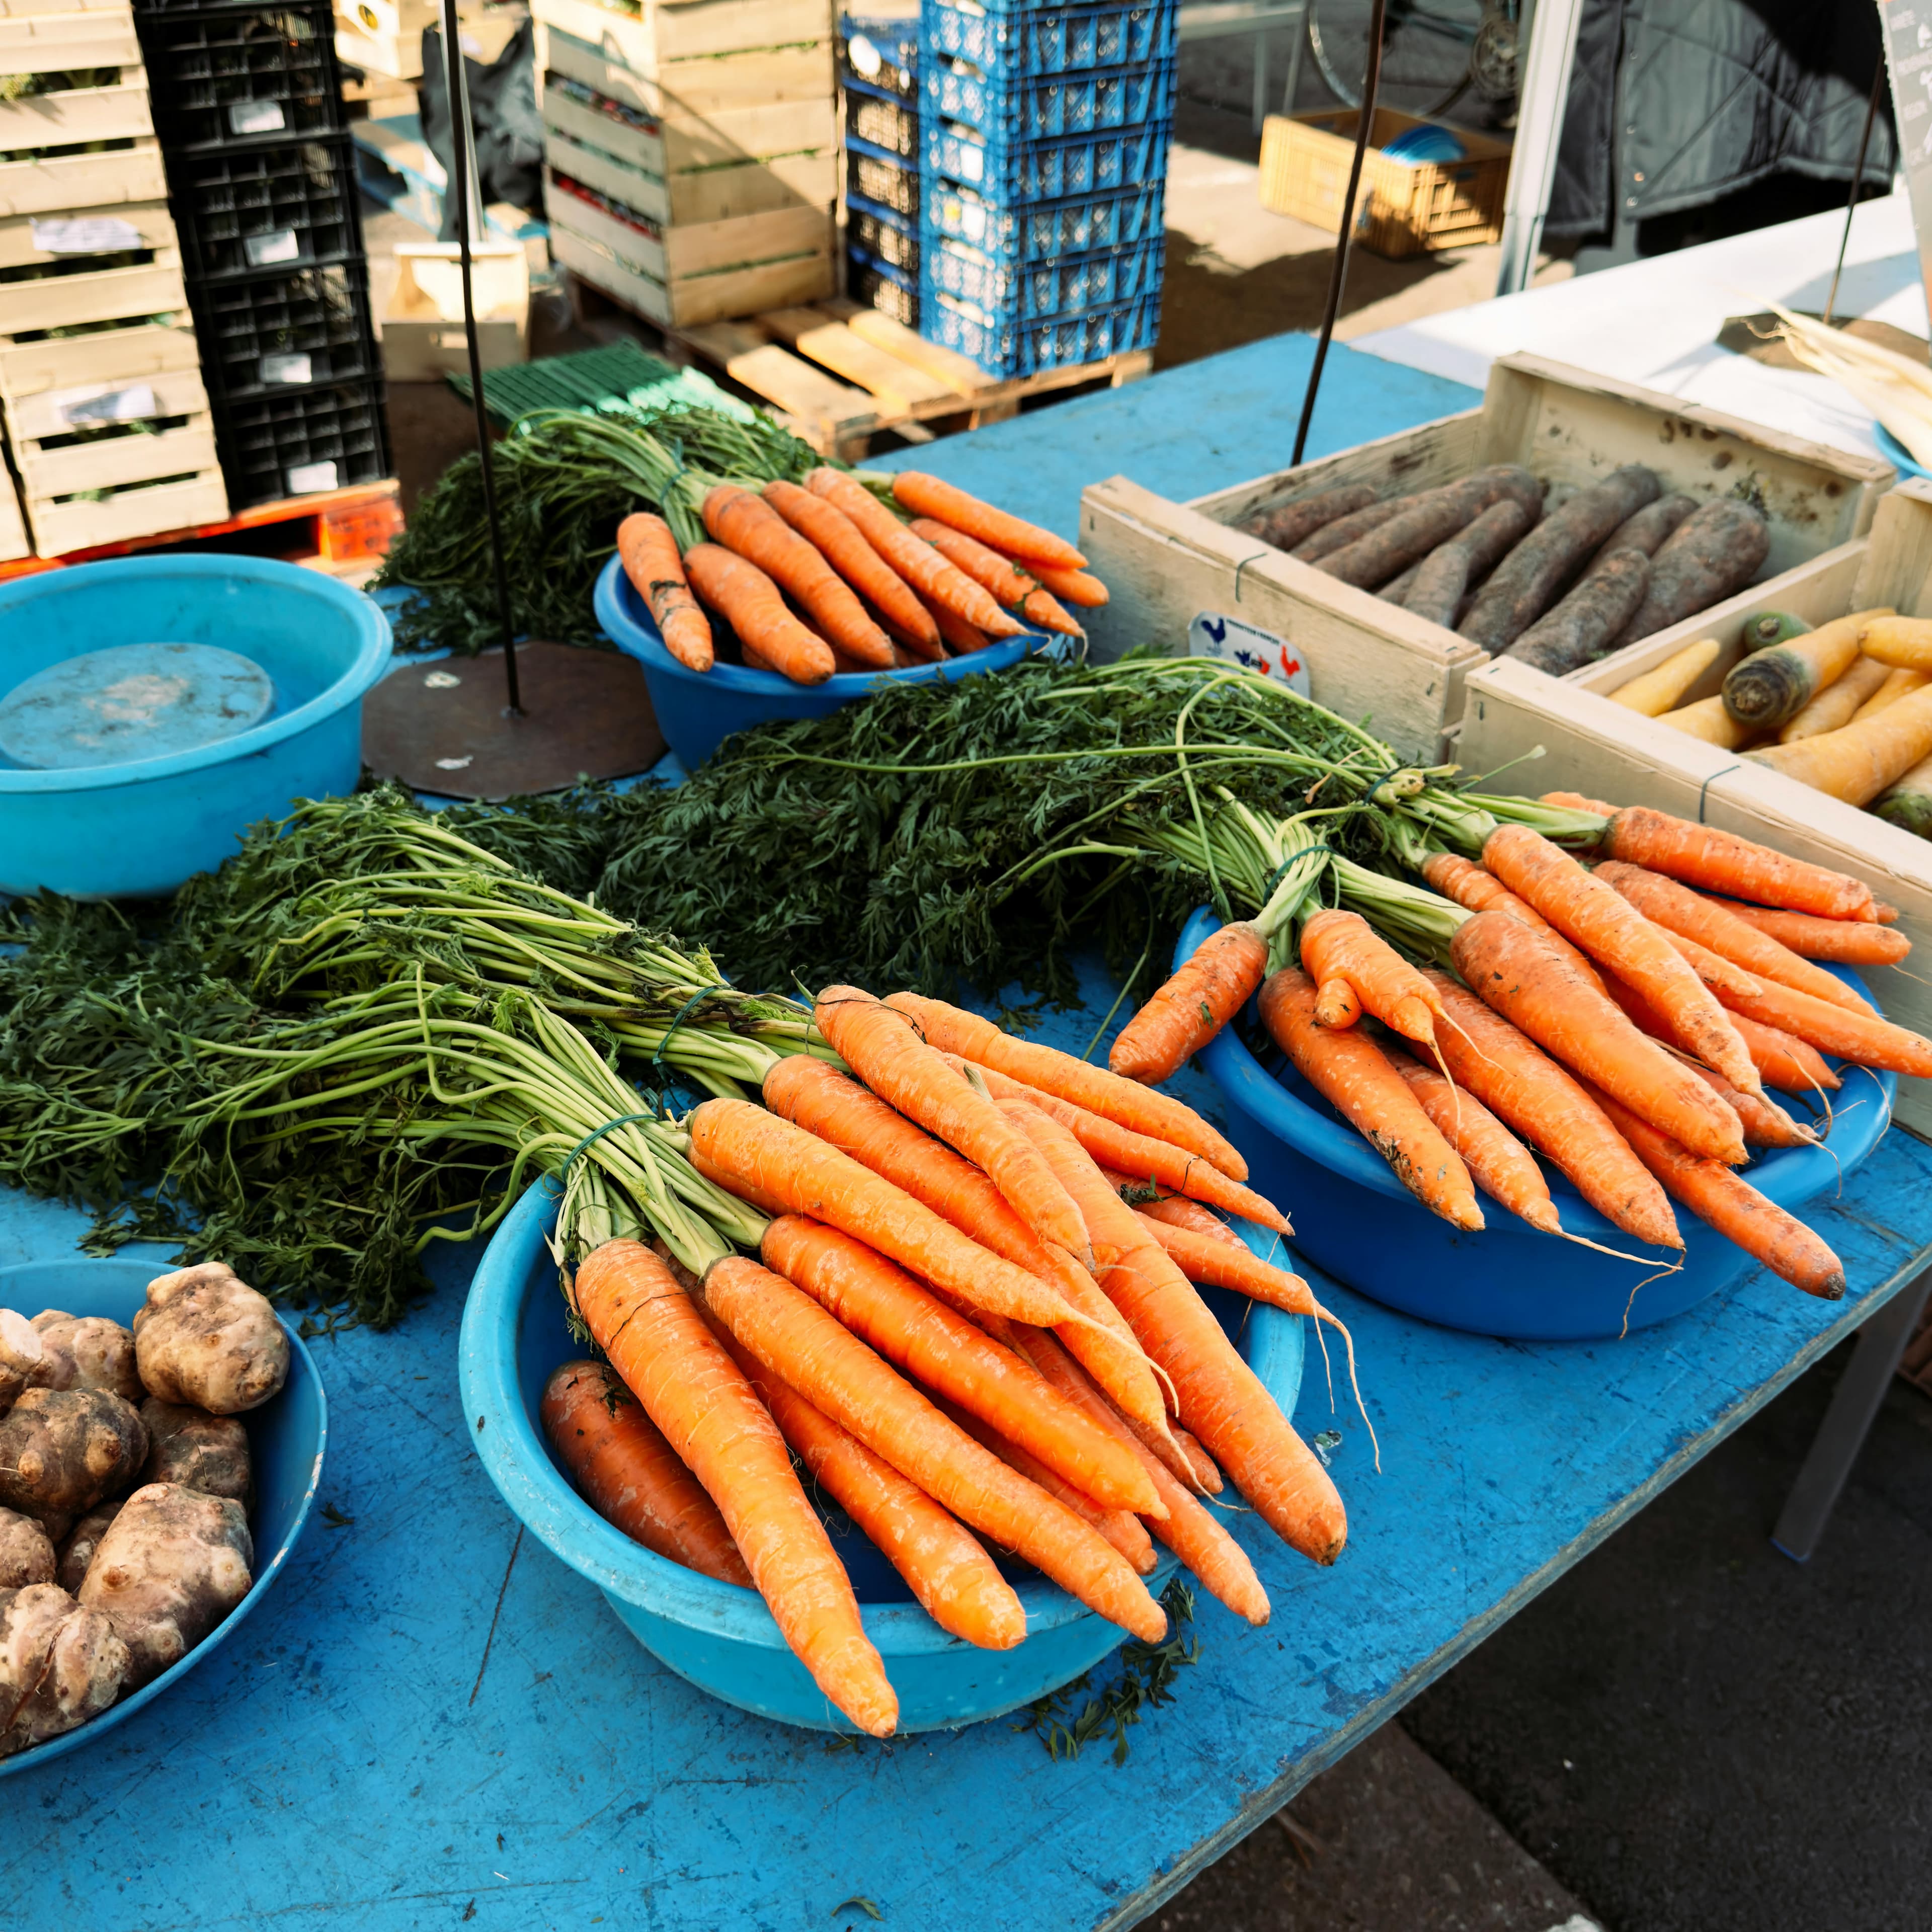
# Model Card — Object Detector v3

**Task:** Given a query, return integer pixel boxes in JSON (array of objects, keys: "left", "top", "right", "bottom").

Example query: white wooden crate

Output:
[
  {"left": 26, "top": 472, "right": 230, "bottom": 557},
  {"left": 0, "top": 4, "right": 139, "bottom": 69},
  {"left": 536, "top": 16, "right": 831, "bottom": 118},
  {"left": 0, "top": 138, "right": 166, "bottom": 218},
  {"left": 1458, "top": 478, "right": 1932, "bottom": 1133},
  {"left": 0, "top": 73, "right": 150, "bottom": 150},
  {"left": 1077, "top": 354, "right": 1895, "bottom": 764},
  {"left": 533, "top": 0, "right": 832, "bottom": 71}
]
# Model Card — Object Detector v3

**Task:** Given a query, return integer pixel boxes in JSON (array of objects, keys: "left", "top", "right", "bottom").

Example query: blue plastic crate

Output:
[
  {"left": 926, "top": 108, "right": 1169, "bottom": 197},
  {"left": 839, "top": 13, "right": 918, "bottom": 97},
  {"left": 924, "top": 229, "right": 1162, "bottom": 322},
  {"left": 925, "top": 53, "right": 1174, "bottom": 141},
  {"left": 925, "top": 175, "right": 1164, "bottom": 260},
  {"left": 923, "top": 285, "right": 1159, "bottom": 376},
  {"left": 925, "top": 0, "right": 1176, "bottom": 76}
]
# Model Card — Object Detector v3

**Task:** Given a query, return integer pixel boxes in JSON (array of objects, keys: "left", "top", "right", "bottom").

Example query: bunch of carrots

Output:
[
  {"left": 1106, "top": 794, "right": 1924, "bottom": 1302},
  {"left": 546, "top": 982, "right": 1344, "bottom": 1738},
  {"left": 615, "top": 470, "right": 1107, "bottom": 684}
]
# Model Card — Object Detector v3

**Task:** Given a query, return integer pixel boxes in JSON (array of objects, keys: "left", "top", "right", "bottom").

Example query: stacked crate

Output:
[
  {"left": 332, "top": 0, "right": 432, "bottom": 87},
  {"left": 918, "top": 0, "right": 1173, "bottom": 376},
  {"left": 838, "top": 9, "right": 917, "bottom": 327},
  {"left": 134, "top": 0, "right": 389, "bottom": 509},
  {"left": 0, "top": 0, "right": 227, "bottom": 554},
  {"left": 532, "top": 0, "right": 836, "bottom": 331}
]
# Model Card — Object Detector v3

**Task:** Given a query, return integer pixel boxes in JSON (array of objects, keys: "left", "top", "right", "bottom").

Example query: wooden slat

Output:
[
  {"left": 0, "top": 196, "right": 173, "bottom": 271},
  {"left": 26, "top": 470, "right": 228, "bottom": 556},
  {"left": 0, "top": 77, "right": 149, "bottom": 149},
  {"left": 0, "top": 320, "right": 199, "bottom": 406},
  {"left": 17, "top": 415, "right": 218, "bottom": 498},
  {"left": 0, "top": 257, "right": 185, "bottom": 339},
  {"left": 0, "top": 11, "right": 140, "bottom": 69},
  {"left": 4, "top": 358, "right": 206, "bottom": 440},
  {"left": 843, "top": 308, "right": 988, "bottom": 398},
  {"left": 757, "top": 307, "right": 953, "bottom": 413},
  {"left": 0, "top": 137, "right": 165, "bottom": 219},
  {"left": 678, "top": 322, "right": 876, "bottom": 442}
]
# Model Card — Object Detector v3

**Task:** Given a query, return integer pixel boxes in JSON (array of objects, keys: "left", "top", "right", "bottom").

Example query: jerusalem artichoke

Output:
[
  {"left": 134, "top": 1264, "right": 289, "bottom": 1415},
  {"left": 0, "top": 1387, "right": 147, "bottom": 1515}
]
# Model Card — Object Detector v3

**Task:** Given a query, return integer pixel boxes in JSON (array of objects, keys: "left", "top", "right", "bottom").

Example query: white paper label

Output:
[
  {"left": 955, "top": 142, "right": 983, "bottom": 183},
  {"left": 52, "top": 381, "right": 159, "bottom": 426},
  {"left": 287, "top": 459, "right": 339, "bottom": 494},
  {"left": 245, "top": 228, "right": 301, "bottom": 267},
  {"left": 1187, "top": 612, "right": 1310, "bottom": 693},
  {"left": 848, "top": 32, "right": 883, "bottom": 76},
  {"left": 228, "top": 99, "right": 287, "bottom": 134},
  {"left": 31, "top": 215, "right": 142, "bottom": 254},
  {"left": 260, "top": 352, "right": 312, "bottom": 385}
]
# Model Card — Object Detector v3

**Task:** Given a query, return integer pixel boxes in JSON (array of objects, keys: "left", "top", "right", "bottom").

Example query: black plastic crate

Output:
[
  {"left": 847, "top": 133, "right": 918, "bottom": 218},
  {"left": 838, "top": 14, "right": 917, "bottom": 100},
  {"left": 848, "top": 195, "right": 917, "bottom": 275},
  {"left": 848, "top": 244, "right": 917, "bottom": 328},
  {"left": 137, "top": 3, "right": 347, "bottom": 151},
  {"left": 210, "top": 376, "right": 389, "bottom": 509},
  {"left": 843, "top": 77, "right": 916, "bottom": 157},
  {"left": 171, "top": 137, "right": 362, "bottom": 283},
  {"left": 193, "top": 262, "right": 380, "bottom": 402}
]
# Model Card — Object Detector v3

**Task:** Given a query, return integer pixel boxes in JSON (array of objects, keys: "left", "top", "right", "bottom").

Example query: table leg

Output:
[
  {"left": 1282, "top": 3, "right": 1306, "bottom": 117},
  {"left": 1772, "top": 1262, "right": 1932, "bottom": 1563}
]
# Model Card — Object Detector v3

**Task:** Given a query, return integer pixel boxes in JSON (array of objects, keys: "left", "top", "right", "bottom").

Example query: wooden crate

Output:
[
  {"left": 0, "top": 70, "right": 149, "bottom": 152},
  {"left": 536, "top": 15, "right": 832, "bottom": 118},
  {"left": 336, "top": 0, "right": 435, "bottom": 39},
  {"left": 0, "top": 137, "right": 166, "bottom": 218},
  {"left": 1258, "top": 108, "right": 1511, "bottom": 258},
  {"left": 533, "top": 0, "right": 832, "bottom": 72},
  {"left": 0, "top": 199, "right": 187, "bottom": 340},
  {"left": 335, "top": 20, "right": 421, "bottom": 77},
  {"left": 545, "top": 113, "right": 836, "bottom": 225},
  {"left": 1457, "top": 478, "right": 1932, "bottom": 1133},
  {"left": 542, "top": 78, "right": 833, "bottom": 184},
  {"left": 25, "top": 473, "right": 231, "bottom": 556},
  {"left": 0, "top": 2, "right": 139, "bottom": 70},
  {"left": 0, "top": 319, "right": 202, "bottom": 414},
  {"left": 1077, "top": 353, "right": 1895, "bottom": 764}
]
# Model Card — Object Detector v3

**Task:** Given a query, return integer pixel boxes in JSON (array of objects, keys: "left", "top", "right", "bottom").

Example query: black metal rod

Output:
[
  {"left": 1822, "top": 58, "right": 1886, "bottom": 329},
  {"left": 1290, "top": 0, "right": 1387, "bottom": 467},
  {"left": 441, "top": 0, "right": 522, "bottom": 714}
]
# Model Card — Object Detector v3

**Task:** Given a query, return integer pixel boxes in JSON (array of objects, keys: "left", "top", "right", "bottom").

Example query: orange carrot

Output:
[
  {"left": 884, "top": 990, "right": 1251, "bottom": 1181},
  {"left": 1541, "top": 789, "right": 1619, "bottom": 818},
  {"left": 540, "top": 1359, "right": 750, "bottom": 1585},
  {"left": 889, "top": 471, "right": 1089, "bottom": 571},
  {"left": 616, "top": 513, "right": 712, "bottom": 672},
  {"left": 1174, "top": 1428, "right": 1225, "bottom": 1494},
  {"left": 762, "top": 478, "right": 941, "bottom": 655},
  {"left": 1604, "top": 974, "right": 1841, "bottom": 1096},
  {"left": 681, "top": 542, "right": 835, "bottom": 685},
  {"left": 1678, "top": 1060, "right": 1817, "bottom": 1148},
  {"left": 1316, "top": 978, "right": 1362, "bottom": 1027},
  {"left": 1383, "top": 1044, "right": 1560, "bottom": 1234},
  {"left": 815, "top": 985, "right": 1090, "bottom": 1260},
  {"left": 1300, "top": 908, "right": 1440, "bottom": 1043},
  {"left": 762, "top": 1215, "right": 1160, "bottom": 1516},
  {"left": 869, "top": 601, "right": 949, "bottom": 664},
  {"left": 572, "top": 1240, "right": 896, "bottom": 1735},
  {"left": 1578, "top": 1084, "right": 1846, "bottom": 1299},
  {"left": 1449, "top": 910, "right": 1747, "bottom": 1163},
  {"left": 925, "top": 597, "right": 992, "bottom": 654},
  {"left": 1132, "top": 1215, "right": 1319, "bottom": 1317},
  {"left": 1021, "top": 559, "right": 1109, "bottom": 608},
  {"left": 699, "top": 1254, "right": 1167, "bottom": 1639},
  {"left": 1595, "top": 861, "right": 1876, "bottom": 1015},
  {"left": 1482, "top": 823, "right": 1763, "bottom": 1097},
  {"left": 1423, "top": 971, "right": 1682, "bottom": 1249},
  {"left": 955, "top": 1055, "right": 1287, "bottom": 1234},
  {"left": 703, "top": 485, "right": 894, "bottom": 668},
  {"left": 759, "top": 1056, "right": 1169, "bottom": 1446},
  {"left": 1109, "top": 922, "right": 1270, "bottom": 1084},
  {"left": 1118, "top": 1184, "right": 1239, "bottom": 1245},
  {"left": 1258, "top": 967, "right": 1484, "bottom": 1229},
  {"left": 936, "top": 1394, "right": 1157, "bottom": 1573},
  {"left": 1601, "top": 805, "right": 1875, "bottom": 921},
  {"left": 1709, "top": 967, "right": 1932, "bottom": 1077},
  {"left": 1698, "top": 896, "right": 1910, "bottom": 965},
  {"left": 907, "top": 518, "right": 1082, "bottom": 635},
  {"left": 696, "top": 1307, "right": 1025, "bottom": 1649},
  {"left": 1012, "top": 1327, "right": 1268, "bottom": 1624},
  {"left": 1014, "top": 1104, "right": 1348, "bottom": 1564},
  {"left": 1421, "top": 851, "right": 1607, "bottom": 990},
  {"left": 806, "top": 470, "right": 1027, "bottom": 638},
  {"left": 688, "top": 1098, "right": 1079, "bottom": 1328}
]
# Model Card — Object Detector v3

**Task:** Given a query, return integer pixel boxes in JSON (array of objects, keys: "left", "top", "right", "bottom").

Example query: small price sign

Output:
[{"left": 1186, "top": 611, "right": 1310, "bottom": 693}]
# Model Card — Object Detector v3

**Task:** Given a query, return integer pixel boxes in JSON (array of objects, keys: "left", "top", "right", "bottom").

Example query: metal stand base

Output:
[{"left": 1772, "top": 1262, "right": 1932, "bottom": 1564}]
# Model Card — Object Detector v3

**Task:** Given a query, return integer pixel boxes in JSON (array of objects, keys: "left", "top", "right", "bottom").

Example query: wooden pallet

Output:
[
  {"left": 640, "top": 297, "right": 1154, "bottom": 458},
  {"left": 0, "top": 478, "right": 405, "bottom": 581}
]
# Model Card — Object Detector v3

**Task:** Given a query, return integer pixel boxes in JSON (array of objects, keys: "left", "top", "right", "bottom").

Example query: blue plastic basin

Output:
[
  {"left": 0, "top": 1256, "right": 327, "bottom": 1779},
  {"left": 594, "top": 553, "right": 1046, "bottom": 768},
  {"left": 460, "top": 1176, "right": 1304, "bottom": 1734},
  {"left": 1178, "top": 907, "right": 1895, "bottom": 1340},
  {"left": 1875, "top": 424, "right": 1925, "bottom": 481},
  {"left": 0, "top": 556, "right": 391, "bottom": 897}
]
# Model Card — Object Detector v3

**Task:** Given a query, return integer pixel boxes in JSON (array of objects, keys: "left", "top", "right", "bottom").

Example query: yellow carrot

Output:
[{"left": 1612, "top": 637, "right": 1720, "bottom": 715}]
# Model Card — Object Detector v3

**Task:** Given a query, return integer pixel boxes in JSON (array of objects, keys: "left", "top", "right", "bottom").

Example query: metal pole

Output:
[
  {"left": 1822, "top": 60, "right": 1886, "bottom": 328},
  {"left": 440, "top": 0, "right": 522, "bottom": 714},
  {"left": 1493, "top": 0, "right": 1585, "bottom": 297},
  {"left": 1289, "top": 0, "right": 1385, "bottom": 468}
]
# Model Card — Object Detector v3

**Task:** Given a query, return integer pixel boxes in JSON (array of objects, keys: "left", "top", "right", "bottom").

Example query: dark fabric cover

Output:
[
  {"left": 418, "top": 16, "right": 544, "bottom": 233},
  {"left": 1547, "top": 0, "right": 1894, "bottom": 237}
]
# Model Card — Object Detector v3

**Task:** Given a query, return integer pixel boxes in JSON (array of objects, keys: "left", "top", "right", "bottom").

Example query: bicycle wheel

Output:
[{"left": 1306, "top": 0, "right": 1479, "bottom": 119}]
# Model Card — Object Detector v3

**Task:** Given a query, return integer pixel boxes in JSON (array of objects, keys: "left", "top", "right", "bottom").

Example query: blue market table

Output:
[{"left": 10, "top": 336, "right": 1931, "bottom": 1931}]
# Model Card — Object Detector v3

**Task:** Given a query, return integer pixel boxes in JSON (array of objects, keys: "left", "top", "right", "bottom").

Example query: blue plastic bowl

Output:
[
  {"left": 1178, "top": 907, "right": 1895, "bottom": 1340},
  {"left": 1875, "top": 424, "right": 1926, "bottom": 481},
  {"left": 460, "top": 1177, "right": 1305, "bottom": 1734},
  {"left": 594, "top": 552, "right": 1047, "bottom": 768},
  {"left": 0, "top": 1256, "right": 327, "bottom": 1779},
  {"left": 0, "top": 556, "right": 391, "bottom": 898}
]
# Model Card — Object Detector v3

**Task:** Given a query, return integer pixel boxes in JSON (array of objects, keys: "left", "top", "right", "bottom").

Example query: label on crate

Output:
[
  {"left": 260, "top": 352, "right": 313, "bottom": 385},
  {"left": 1187, "top": 612, "right": 1309, "bottom": 693},
  {"left": 51, "top": 382, "right": 158, "bottom": 427},
  {"left": 229, "top": 99, "right": 287, "bottom": 135},
  {"left": 288, "top": 460, "right": 340, "bottom": 495},
  {"left": 31, "top": 215, "right": 143, "bottom": 254},
  {"left": 245, "top": 229, "right": 302, "bottom": 268},
  {"left": 847, "top": 33, "right": 883, "bottom": 76}
]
